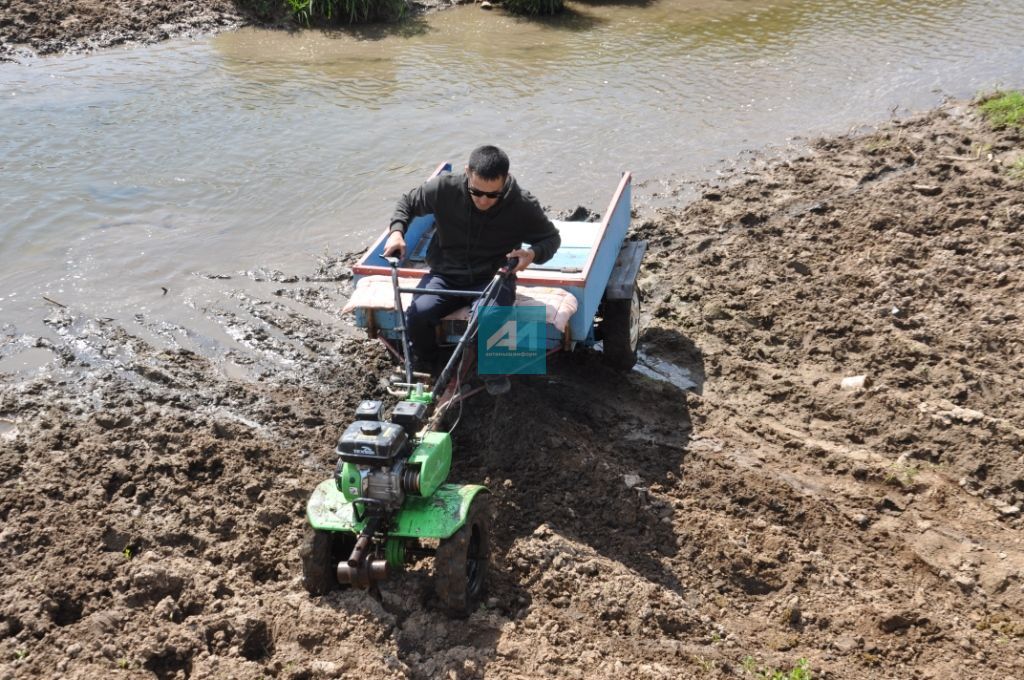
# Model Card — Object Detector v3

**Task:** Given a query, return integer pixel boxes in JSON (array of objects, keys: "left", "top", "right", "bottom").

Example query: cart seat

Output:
[{"left": 342, "top": 275, "right": 578, "bottom": 334}]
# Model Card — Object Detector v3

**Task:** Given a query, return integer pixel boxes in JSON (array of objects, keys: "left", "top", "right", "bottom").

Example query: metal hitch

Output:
[
  {"left": 337, "top": 527, "right": 389, "bottom": 588},
  {"left": 337, "top": 559, "right": 388, "bottom": 588}
]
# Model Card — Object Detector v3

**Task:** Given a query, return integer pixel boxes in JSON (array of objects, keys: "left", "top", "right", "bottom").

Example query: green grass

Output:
[
  {"left": 1010, "top": 157, "right": 1024, "bottom": 180},
  {"left": 249, "top": 0, "right": 562, "bottom": 24},
  {"left": 742, "top": 657, "right": 813, "bottom": 680},
  {"left": 502, "top": 0, "right": 565, "bottom": 15},
  {"left": 979, "top": 91, "right": 1024, "bottom": 129},
  {"left": 285, "top": 0, "right": 406, "bottom": 24},
  {"left": 769, "top": 658, "right": 813, "bottom": 680},
  {"left": 883, "top": 462, "right": 920, "bottom": 488}
]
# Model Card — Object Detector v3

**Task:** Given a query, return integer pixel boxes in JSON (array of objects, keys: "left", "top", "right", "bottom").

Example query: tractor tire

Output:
[
  {"left": 601, "top": 284, "right": 640, "bottom": 370},
  {"left": 434, "top": 496, "right": 491, "bottom": 617},
  {"left": 300, "top": 527, "right": 354, "bottom": 595}
]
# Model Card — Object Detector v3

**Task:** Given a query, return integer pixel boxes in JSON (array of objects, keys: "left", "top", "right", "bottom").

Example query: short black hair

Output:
[{"left": 467, "top": 145, "right": 510, "bottom": 180}]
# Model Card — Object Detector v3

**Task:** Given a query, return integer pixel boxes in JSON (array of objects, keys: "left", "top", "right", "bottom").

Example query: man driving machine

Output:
[{"left": 383, "top": 145, "right": 561, "bottom": 394}]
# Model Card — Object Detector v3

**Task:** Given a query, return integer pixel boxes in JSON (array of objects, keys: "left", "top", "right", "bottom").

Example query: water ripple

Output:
[{"left": 1, "top": 0, "right": 1023, "bottom": 331}]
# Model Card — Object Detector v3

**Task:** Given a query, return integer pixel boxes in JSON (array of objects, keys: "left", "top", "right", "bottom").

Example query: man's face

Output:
[{"left": 467, "top": 171, "right": 506, "bottom": 210}]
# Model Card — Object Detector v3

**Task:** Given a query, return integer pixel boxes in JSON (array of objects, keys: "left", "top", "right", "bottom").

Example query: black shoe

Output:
[{"left": 483, "top": 375, "right": 511, "bottom": 396}]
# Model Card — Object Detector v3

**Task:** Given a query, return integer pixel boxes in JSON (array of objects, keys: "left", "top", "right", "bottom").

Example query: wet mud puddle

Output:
[{"left": 633, "top": 350, "right": 700, "bottom": 393}]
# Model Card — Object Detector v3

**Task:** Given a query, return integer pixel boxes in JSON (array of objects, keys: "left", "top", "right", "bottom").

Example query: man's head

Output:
[{"left": 466, "top": 145, "right": 510, "bottom": 210}]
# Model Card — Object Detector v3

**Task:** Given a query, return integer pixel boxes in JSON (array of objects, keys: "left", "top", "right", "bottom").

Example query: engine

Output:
[
  {"left": 350, "top": 461, "right": 422, "bottom": 509},
  {"left": 333, "top": 400, "right": 429, "bottom": 511}
]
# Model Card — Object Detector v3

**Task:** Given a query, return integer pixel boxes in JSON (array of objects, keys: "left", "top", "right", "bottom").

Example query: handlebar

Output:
[{"left": 386, "top": 255, "right": 519, "bottom": 277}]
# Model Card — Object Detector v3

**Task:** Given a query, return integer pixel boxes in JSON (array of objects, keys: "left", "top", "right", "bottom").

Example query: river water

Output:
[{"left": 1, "top": 0, "right": 1023, "bottom": 371}]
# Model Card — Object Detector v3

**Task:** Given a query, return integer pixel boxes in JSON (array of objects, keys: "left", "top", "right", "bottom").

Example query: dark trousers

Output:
[{"left": 406, "top": 272, "right": 517, "bottom": 363}]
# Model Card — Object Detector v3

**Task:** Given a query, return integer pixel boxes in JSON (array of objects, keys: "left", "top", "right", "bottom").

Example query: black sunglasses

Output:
[
  {"left": 468, "top": 185, "right": 503, "bottom": 199},
  {"left": 467, "top": 177, "right": 507, "bottom": 200}
]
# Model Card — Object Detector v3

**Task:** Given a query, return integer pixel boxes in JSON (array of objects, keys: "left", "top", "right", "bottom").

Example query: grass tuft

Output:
[
  {"left": 742, "top": 657, "right": 813, "bottom": 680},
  {"left": 1010, "top": 158, "right": 1024, "bottom": 181},
  {"left": 979, "top": 91, "right": 1024, "bottom": 130},
  {"left": 285, "top": 0, "right": 406, "bottom": 24}
]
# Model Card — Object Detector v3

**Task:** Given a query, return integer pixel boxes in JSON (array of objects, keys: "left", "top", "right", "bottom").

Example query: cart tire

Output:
[
  {"left": 300, "top": 527, "right": 354, "bottom": 595},
  {"left": 601, "top": 285, "right": 640, "bottom": 370},
  {"left": 434, "top": 496, "right": 491, "bottom": 617}
]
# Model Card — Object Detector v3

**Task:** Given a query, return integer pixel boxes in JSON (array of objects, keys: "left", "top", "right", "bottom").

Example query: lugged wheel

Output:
[
  {"left": 601, "top": 284, "right": 641, "bottom": 370},
  {"left": 434, "top": 496, "right": 491, "bottom": 616},
  {"left": 300, "top": 527, "right": 355, "bottom": 595}
]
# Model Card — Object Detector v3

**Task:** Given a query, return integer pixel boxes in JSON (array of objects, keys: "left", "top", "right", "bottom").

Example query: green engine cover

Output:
[
  {"left": 307, "top": 480, "right": 488, "bottom": 540},
  {"left": 407, "top": 431, "right": 451, "bottom": 497},
  {"left": 337, "top": 460, "right": 362, "bottom": 503}
]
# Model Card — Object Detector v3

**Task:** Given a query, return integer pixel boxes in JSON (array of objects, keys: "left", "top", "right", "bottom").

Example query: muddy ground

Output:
[
  {"left": 0, "top": 0, "right": 459, "bottom": 60},
  {"left": 2, "top": 99, "right": 1024, "bottom": 679},
  {"left": 0, "top": 0, "right": 249, "bottom": 59}
]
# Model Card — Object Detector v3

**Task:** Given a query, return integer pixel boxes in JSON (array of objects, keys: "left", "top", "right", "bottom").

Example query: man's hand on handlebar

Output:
[
  {"left": 505, "top": 248, "right": 535, "bottom": 274},
  {"left": 383, "top": 231, "right": 407, "bottom": 261}
]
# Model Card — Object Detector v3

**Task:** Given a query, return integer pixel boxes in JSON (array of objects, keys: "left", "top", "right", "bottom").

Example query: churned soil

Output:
[
  {"left": 2, "top": 99, "right": 1023, "bottom": 679},
  {"left": 0, "top": 0, "right": 249, "bottom": 58},
  {"left": 0, "top": 0, "right": 460, "bottom": 59}
]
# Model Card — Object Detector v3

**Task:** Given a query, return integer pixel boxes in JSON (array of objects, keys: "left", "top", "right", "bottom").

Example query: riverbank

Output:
[
  {"left": 0, "top": 0, "right": 457, "bottom": 60},
  {"left": 0, "top": 0, "right": 250, "bottom": 59},
  {"left": 1, "top": 98, "right": 1023, "bottom": 678}
]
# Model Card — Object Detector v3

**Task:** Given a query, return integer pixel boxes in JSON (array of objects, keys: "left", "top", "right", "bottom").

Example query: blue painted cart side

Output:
[{"left": 566, "top": 173, "right": 631, "bottom": 342}]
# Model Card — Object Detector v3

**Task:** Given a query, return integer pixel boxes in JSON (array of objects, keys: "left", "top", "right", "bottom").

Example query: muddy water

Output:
[{"left": 1, "top": 0, "right": 1023, "bottom": 368}]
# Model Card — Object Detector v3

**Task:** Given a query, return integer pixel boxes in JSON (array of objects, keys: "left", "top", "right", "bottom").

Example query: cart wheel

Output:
[
  {"left": 300, "top": 527, "right": 355, "bottom": 595},
  {"left": 434, "top": 496, "right": 491, "bottom": 616},
  {"left": 601, "top": 285, "right": 641, "bottom": 370}
]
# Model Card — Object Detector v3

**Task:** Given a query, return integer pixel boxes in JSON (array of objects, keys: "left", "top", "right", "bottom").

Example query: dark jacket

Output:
[{"left": 389, "top": 173, "right": 561, "bottom": 285}]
